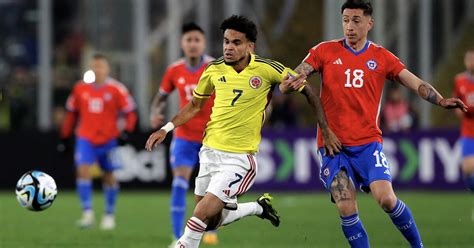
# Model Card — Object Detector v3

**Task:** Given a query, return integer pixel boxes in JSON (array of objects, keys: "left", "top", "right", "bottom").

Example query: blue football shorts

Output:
[
  {"left": 318, "top": 142, "right": 392, "bottom": 193},
  {"left": 170, "top": 137, "right": 202, "bottom": 169},
  {"left": 75, "top": 137, "right": 120, "bottom": 172},
  {"left": 461, "top": 137, "right": 474, "bottom": 158}
]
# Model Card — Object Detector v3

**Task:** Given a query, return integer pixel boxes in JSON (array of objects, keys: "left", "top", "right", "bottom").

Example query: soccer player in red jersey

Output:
[
  {"left": 60, "top": 54, "right": 137, "bottom": 230},
  {"left": 149, "top": 23, "right": 216, "bottom": 246},
  {"left": 453, "top": 49, "right": 474, "bottom": 192},
  {"left": 283, "top": 1, "right": 467, "bottom": 247}
]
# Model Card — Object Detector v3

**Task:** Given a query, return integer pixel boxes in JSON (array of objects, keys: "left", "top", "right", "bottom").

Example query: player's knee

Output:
[
  {"left": 335, "top": 200, "right": 357, "bottom": 216},
  {"left": 376, "top": 194, "right": 397, "bottom": 211},
  {"left": 77, "top": 166, "right": 91, "bottom": 179},
  {"left": 464, "top": 174, "right": 474, "bottom": 192}
]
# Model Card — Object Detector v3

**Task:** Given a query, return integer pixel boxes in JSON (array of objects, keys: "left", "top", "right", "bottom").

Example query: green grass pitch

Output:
[{"left": 1, "top": 191, "right": 473, "bottom": 247}]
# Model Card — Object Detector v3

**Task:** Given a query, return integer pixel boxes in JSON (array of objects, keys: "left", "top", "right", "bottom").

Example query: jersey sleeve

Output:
[
  {"left": 116, "top": 84, "right": 136, "bottom": 113},
  {"left": 65, "top": 83, "right": 80, "bottom": 112},
  {"left": 159, "top": 68, "right": 175, "bottom": 95},
  {"left": 303, "top": 44, "right": 324, "bottom": 72},
  {"left": 193, "top": 66, "right": 215, "bottom": 99},
  {"left": 269, "top": 60, "right": 306, "bottom": 92},
  {"left": 384, "top": 49, "right": 406, "bottom": 81}
]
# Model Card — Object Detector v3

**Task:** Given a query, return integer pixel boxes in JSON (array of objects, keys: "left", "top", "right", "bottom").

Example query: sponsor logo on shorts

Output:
[{"left": 222, "top": 189, "right": 231, "bottom": 197}]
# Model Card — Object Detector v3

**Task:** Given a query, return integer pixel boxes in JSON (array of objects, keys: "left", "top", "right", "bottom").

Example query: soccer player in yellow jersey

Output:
[{"left": 146, "top": 15, "right": 340, "bottom": 248}]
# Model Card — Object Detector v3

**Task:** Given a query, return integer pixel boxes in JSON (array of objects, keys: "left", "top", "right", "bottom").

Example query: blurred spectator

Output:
[{"left": 381, "top": 86, "right": 418, "bottom": 132}]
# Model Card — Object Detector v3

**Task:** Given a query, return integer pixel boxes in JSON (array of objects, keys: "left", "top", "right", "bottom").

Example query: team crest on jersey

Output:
[
  {"left": 323, "top": 168, "right": 330, "bottom": 176},
  {"left": 103, "top": 93, "right": 112, "bottom": 101},
  {"left": 249, "top": 76, "right": 262, "bottom": 89},
  {"left": 366, "top": 60, "right": 378, "bottom": 70}
]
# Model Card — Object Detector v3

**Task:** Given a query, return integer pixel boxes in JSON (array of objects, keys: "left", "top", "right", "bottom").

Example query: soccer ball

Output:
[{"left": 15, "top": 170, "right": 58, "bottom": 211}]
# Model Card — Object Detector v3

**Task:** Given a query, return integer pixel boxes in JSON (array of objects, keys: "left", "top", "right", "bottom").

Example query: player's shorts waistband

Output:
[{"left": 202, "top": 145, "right": 256, "bottom": 156}]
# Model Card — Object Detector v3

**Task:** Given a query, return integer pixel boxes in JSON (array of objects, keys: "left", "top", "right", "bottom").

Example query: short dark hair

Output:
[
  {"left": 92, "top": 53, "right": 108, "bottom": 61},
  {"left": 220, "top": 15, "right": 257, "bottom": 42},
  {"left": 182, "top": 22, "right": 204, "bottom": 35},
  {"left": 341, "top": 0, "right": 373, "bottom": 16}
]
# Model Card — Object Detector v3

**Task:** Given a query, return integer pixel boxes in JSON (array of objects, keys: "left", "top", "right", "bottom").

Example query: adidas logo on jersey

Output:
[
  {"left": 218, "top": 76, "right": 227, "bottom": 82},
  {"left": 333, "top": 58, "right": 343, "bottom": 65},
  {"left": 384, "top": 169, "right": 391, "bottom": 175}
]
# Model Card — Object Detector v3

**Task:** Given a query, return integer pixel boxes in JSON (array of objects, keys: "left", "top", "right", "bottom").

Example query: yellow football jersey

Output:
[{"left": 193, "top": 53, "right": 301, "bottom": 153}]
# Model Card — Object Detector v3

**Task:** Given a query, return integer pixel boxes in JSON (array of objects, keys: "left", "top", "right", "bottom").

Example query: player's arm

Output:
[
  {"left": 279, "top": 62, "right": 315, "bottom": 94},
  {"left": 397, "top": 69, "right": 467, "bottom": 111},
  {"left": 300, "top": 84, "right": 341, "bottom": 156},
  {"left": 145, "top": 96, "right": 207, "bottom": 151},
  {"left": 149, "top": 92, "right": 169, "bottom": 129}
]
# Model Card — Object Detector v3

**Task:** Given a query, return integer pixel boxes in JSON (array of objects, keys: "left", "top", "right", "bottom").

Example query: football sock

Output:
[
  {"left": 464, "top": 174, "right": 474, "bottom": 192},
  {"left": 103, "top": 184, "right": 119, "bottom": 215},
  {"left": 176, "top": 217, "right": 207, "bottom": 248},
  {"left": 171, "top": 176, "right": 189, "bottom": 239},
  {"left": 340, "top": 213, "right": 369, "bottom": 248},
  {"left": 76, "top": 179, "right": 92, "bottom": 211},
  {"left": 386, "top": 199, "right": 423, "bottom": 248},
  {"left": 219, "top": 202, "right": 263, "bottom": 226}
]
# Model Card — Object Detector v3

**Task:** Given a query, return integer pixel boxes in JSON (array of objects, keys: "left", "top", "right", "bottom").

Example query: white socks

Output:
[
  {"left": 220, "top": 202, "right": 263, "bottom": 226},
  {"left": 176, "top": 217, "right": 207, "bottom": 248}
]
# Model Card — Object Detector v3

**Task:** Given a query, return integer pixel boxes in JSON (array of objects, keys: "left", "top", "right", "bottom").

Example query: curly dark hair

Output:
[{"left": 220, "top": 15, "right": 257, "bottom": 42}]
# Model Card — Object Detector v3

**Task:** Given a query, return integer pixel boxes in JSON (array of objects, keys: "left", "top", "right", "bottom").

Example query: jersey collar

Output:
[
  {"left": 185, "top": 56, "right": 206, "bottom": 73},
  {"left": 343, "top": 39, "right": 370, "bottom": 56}
]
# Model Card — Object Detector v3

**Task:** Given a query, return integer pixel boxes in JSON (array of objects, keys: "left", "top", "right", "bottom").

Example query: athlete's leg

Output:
[
  {"left": 170, "top": 166, "right": 194, "bottom": 239},
  {"left": 370, "top": 180, "right": 423, "bottom": 248},
  {"left": 331, "top": 170, "right": 369, "bottom": 248},
  {"left": 169, "top": 138, "right": 202, "bottom": 240},
  {"left": 75, "top": 138, "right": 96, "bottom": 228},
  {"left": 176, "top": 193, "right": 224, "bottom": 248},
  {"left": 98, "top": 139, "right": 121, "bottom": 230}
]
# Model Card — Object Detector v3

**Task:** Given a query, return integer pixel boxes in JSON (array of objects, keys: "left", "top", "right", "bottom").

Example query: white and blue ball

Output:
[{"left": 15, "top": 170, "right": 58, "bottom": 211}]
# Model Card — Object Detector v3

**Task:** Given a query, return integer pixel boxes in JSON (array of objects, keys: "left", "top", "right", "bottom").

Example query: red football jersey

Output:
[
  {"left": 66, "top": 78, "right": 136, "bottom": 145},
  {"left": 159, "top": 55, "right": 214, "bottom": 142},
  {"left": 304, "top": 39, "right": 406, "bottom": 147},
  {"left": 453, "top": 72, "right": 474, "bottom": 138}
]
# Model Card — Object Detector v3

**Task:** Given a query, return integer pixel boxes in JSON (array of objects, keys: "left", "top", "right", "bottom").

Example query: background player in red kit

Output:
[
  {"left": 453, "top": 48, "right": 474, "bottom": 192},
  {"left": 60, "top": 54, "right": 137, "bottom": 230},
  {"left": 149, "top": 23, "right": 216, "bottom": 246},
  {"left": 283, "top": 0, "right": 467, "bottom": 247}
]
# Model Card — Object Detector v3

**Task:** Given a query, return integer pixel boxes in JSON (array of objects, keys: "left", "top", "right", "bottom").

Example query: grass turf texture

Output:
[{"left": 1, "top": 191, "right": 473, "bottom": 247}]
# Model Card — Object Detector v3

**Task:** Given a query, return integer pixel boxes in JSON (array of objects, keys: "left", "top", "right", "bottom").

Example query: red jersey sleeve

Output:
[
  {"left": 303, "top": 44, "right": 324, "bottom": 72},
  {"left": 159, "top": 68, "right": 175, "bottom": 95},
  {"left": 384, "top": 49, "right": 406, "bottom": 81},
  {"left": 116, "top": 84, "right": 136, "bottom": 113}
]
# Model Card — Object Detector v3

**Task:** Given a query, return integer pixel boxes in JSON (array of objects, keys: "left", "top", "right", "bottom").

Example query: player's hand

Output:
[
  {"left": 439, "top": 98, "right": 468, "bottom": 112},
  {"left": 150, "top": 114, "right": 165, "bottom": 129},
  {"left": 281, "top": 73, "right": 306, "bottom": 93},
  {"left": 145, "top": 129, "right": 167, "bottom": 151},
  {"left": 321, "top": 128, "right": 342, "bottom": 157},
  {"left": 117, "top": 131, "right": 131, "bottom": 146}
]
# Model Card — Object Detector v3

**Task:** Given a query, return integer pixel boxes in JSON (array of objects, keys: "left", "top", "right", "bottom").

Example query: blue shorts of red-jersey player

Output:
[
  {"left": 170, "top": 137, "right": 202, "bottom": 169},
  {"left": 460, "top": 137, "right": 474, "bottom": 158},
  {"left": 74, "top": 137, "right": 120, "bottom": 172},
  {"left": 318, "top": 142, "right": 392, "bottom": 196}
]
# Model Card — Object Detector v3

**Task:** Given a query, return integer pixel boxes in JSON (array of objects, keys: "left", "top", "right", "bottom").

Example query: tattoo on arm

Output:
[
  {"left": 418, "top": 83, "right": 442, "bottom": 105},
  {"left": 301, "top": 85, "right": 328, "bottom": 129},
  {"left": 294, "top": 62, "right": 315, "bottom": 77},
  {"left": 329, "top": 171, "right": 354, "bottom": 203}
]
